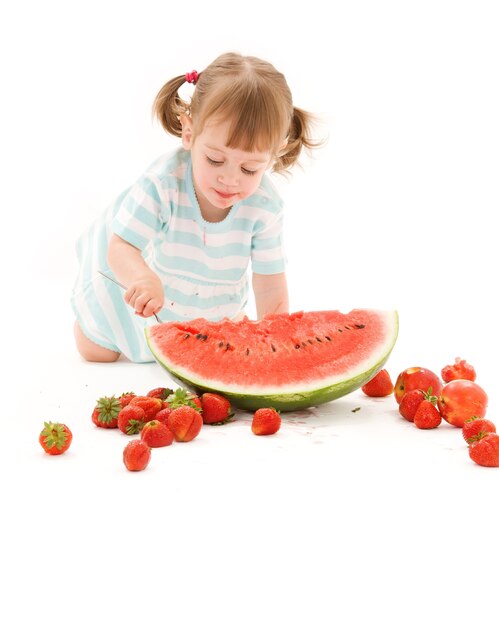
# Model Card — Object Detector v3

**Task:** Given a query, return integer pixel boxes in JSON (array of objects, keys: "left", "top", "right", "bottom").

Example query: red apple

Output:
[
  {"left": 394, "top": 367, "right": 443, "bottom": 404},
  {"left": 438, "top": 380, "right": 488, "bottom": 428}
]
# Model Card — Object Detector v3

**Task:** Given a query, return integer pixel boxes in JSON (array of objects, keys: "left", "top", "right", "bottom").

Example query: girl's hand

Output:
[
  {"left": 107, "top": 235, "right": 164, "bottom": 318},
  {"left": 124, "top": 273, "right": 164, "bottom": 318},
  {"left": 252, "top": 272, "right": 289, "bottom": 319}
]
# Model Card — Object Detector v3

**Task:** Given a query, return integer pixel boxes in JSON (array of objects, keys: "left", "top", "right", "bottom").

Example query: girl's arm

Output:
[
  {"left": 252, "top": 272, "right": 289, "bottom": 319},
  {"left": 107, "top": 234, "right": 164, "bottom": 317}
]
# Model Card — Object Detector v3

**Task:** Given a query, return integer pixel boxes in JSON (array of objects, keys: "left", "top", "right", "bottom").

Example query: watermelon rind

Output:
[{"left": 145, "top": 310, "right": 399, "bottom": 412}]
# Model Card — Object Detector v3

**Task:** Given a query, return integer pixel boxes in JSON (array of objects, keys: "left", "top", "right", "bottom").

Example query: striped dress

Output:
[{"left": 71, "top": 148, "right": 287, "bottom": 362}]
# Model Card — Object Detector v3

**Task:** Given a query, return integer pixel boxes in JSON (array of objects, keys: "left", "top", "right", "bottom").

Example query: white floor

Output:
[{"left": 2, "top": 279, "right": 498, "bottom": 626}]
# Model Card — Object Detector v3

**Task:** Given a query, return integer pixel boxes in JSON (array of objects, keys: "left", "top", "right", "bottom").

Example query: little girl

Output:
[{"left": 71, "top": 52, "right": 320, "bottom": 363}]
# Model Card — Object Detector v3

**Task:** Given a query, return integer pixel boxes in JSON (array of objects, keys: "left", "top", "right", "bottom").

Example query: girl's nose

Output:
[{"left": 217, "top": 168, "right": 239, "bottom": 187}]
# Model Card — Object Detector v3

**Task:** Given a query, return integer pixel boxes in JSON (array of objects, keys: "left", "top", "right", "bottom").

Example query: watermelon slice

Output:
[{"left": 145, "top": 310, "right": 399, "bottom": 411}]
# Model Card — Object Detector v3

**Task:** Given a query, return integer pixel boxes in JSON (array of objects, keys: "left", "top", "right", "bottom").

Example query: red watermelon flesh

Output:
[{"left": 145, "top": 309, "right": 398, "bottom": 411}]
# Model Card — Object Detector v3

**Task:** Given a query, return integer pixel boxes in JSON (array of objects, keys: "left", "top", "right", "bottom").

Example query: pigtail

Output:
[
  {"left": 152, "top": 74, "right": 192, "bottom": 137},
  {"left": 274, "top": 107, "right": 325, "bottom": 173}
]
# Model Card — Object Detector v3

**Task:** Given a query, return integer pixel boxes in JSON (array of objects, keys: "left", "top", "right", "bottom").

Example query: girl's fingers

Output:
[
  {"left": 142, "top": 298, "right": 163, "bottom": 317},
  {"left": 131, "top": 295, "right": 162, "bottom": 317},
  {"left": 129, "top": 292, "right": 149, "bottom": 313},
  {"left": 124, "top": 287, "right": 135, "bottom": 305},
  {"left": 126, "top": 287, "right": 163, "bottom": 316}
]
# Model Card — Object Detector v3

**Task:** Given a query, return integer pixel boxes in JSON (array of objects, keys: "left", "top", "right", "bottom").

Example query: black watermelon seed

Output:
[
  {"left": 344, "top": 326, "right": 351, "bottom": 330},
  {"left": 308, "top": 339, "right": 313, "bottom": 345},
  {"left": 302, "top": 342, "right": 307, "bottom": 348},
  {"left": 271, "top": 344, "right": 276, "bottom": 352},
  {"left": 183, "top": 334, "right": 190, "bottom": 339},
  {"left": 338, "top": 329, "right": 343, "bottom": 333},
  {"left": 316, "top": 337, "right": 322, "bottom": 343},
  {"left": 355, "top": 324, "right": 365, "bottom": 329},
  {"left": 196, "top": 333, "right": 203, "bottom": 339},
  {"left": 295, "top": 344, "right": 300, "bottom": 349},
  {"left": 325, "top": 336, "right": 331, "bottom": 341},
  {"left": 202, "top": 334, "right": 208, "bottom": 341},
  {"left": 218, "top": 341, "right": 224, "bottom": 348},
  {"left": 246, "top": 348, "right": 250, "bottom": 356}
]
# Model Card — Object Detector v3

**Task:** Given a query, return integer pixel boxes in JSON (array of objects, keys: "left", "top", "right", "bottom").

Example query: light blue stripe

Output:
[
  {"left": 79, "top": 220, "right": 100, "bottom": 284},
  {"left": 140, "top": 177, "right": 162, "bottom": 203},
  {"left": 108, "top": 189, "right": 131, "bottom": 217},
  {"left": 120, "top": 200, "right": 162, "bottom": 231},
  {"left": 232, "top": 217, "right": 260, "bottom": 232},
  {"left": 242, "top": 194, "right": 282, "bottom": 212},
  {"left": 160, "top": 175, "right": 185, "bottom": 189},
  {"left": 70, "top": 300, "right": 119, "bottom": 352},
  {"left": 112, "top": 221, "right": 149, "bottom": 251},
  {"left": 99, "top": 280, "right": 143, "bottom": 360},
  {"left": 251, "top": 235, "right": 282, "bottom": 251},
  {"left": 165, "top": 231, "right": 251, "bottom": 257},
  {"left": 156, "top": 254, "right": 247, "bottom": 282},
  {"left": 252, "top": 259, "right": 287, "bottom": 274},
  {"left": 251, "top": 219, "right": 266, "bottom": 233}
]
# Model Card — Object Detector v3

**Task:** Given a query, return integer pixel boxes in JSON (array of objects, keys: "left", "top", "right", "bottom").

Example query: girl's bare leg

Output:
[{"left": 74, "top": 321, "right": 121, "bottom": 363}]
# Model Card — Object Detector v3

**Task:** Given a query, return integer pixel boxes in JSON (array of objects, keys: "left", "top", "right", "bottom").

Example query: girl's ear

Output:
[{"left": 180, "top": 113, "right": 194, "bottom": 149}]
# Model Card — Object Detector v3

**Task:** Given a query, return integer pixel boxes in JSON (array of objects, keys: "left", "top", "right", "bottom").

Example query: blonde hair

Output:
[{"left": 152, "top": 52, "right": 322, "bottom": 173}]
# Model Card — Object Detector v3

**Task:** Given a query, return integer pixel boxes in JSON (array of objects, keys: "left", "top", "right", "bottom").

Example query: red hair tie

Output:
[{"left": 185, "top": 70, "right": 198, "bottom": 85}]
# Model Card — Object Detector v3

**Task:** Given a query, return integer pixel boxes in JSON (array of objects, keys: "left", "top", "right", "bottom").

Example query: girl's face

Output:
[{"left": 181, "top": 116, "right": 272, "bottom": 219}]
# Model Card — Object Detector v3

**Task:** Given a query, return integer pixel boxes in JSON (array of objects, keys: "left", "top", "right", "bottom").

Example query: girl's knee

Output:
[{"left": 74, "top": 322, "right": 121, "bottom": 363}]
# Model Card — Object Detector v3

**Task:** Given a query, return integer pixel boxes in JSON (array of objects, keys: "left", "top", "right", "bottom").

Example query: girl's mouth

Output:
[{"left": 215, "top": 189, "right": 237, "bottom": 199}]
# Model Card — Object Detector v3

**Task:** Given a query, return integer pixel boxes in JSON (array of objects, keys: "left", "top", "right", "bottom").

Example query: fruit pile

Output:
[
  {"left": 38, "top": 359, "right": 496, "bottom": 471},
  {"left": 39, "top": 387, "right": 281, "bottom": 471},
  {"left": 361, "top": 358, "right": 497, "bottom": 467}
]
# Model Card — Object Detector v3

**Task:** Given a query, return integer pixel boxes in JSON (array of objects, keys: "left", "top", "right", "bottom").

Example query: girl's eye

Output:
[
  {"left": 206, "top": 156, "right": 257, "bottom": 176},
  {"left": 206, "top": 156, "right": 223, "bottom": 166}
]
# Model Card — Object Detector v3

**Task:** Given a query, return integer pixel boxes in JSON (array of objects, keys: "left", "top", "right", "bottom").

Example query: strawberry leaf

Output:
[
  {"left": 167, "top": 388, "right": 201, "bottom": 411},
  {"left": 96, "top": 396, "right": 122, "bottom": 423},
  {"left": 41, "top": 422, "right": 69, "bottom": 450}
]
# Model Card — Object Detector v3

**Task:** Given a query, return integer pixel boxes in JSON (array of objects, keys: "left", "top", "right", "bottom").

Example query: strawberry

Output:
[
  {"left": 468, "top": 433, "right": 499, "bottom": 467},
  {"left": 361, "top": 369, "right": 394, "bottom": 397},
  {"left": 118, "top": 405, "right": 146, "bottom": 435},
  {"left": 154, "top": 407, "right": 173, "bottom": 426},
  {"left": 201, "top": 393, "right": 233, "bottom": 425},
  {"left": 128, "top": 396, "right": 163, "bottom": 421},
  {"left": 413, "top": 390, "right": 441, "bottom": 429},
  {"left": 119, "top": 392, "right": 136, "bottom": 407},
  {"left": 166, "top": 388, "right": 202, "bottom": 410},
  {"left": 167, "top": 406, "right": 203, "bottom": 442},
  {"left": 441, "top": 357, "right": 476, "bottom": 383},
  {"left": 141, "top": 420, "right": 174, "bottom": 447},
  {"left": 123, "top": 440, "right": 151, "bottom": 471},
  {"left": 398, "top": 389, "right": 425, "bottom": 422},
  {"left": 251, "top": 408, "right": 281, "bottom": 436},
  {"left": 92, "top": 395, "right": 122, "bottom": 428},
  {"left": 39, "top": 422, "right": 73, "bottom": 455},
  {"left": 462, "top": 415, "right": 496, "bottom": 444},
  {"left": 146, "top": 386, "right": 174, "bottom": 400}
]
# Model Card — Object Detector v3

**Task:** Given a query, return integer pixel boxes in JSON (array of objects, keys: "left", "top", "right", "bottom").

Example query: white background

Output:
[{"left": 1, "top": 1, "right": 498, "bottom": 624}]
